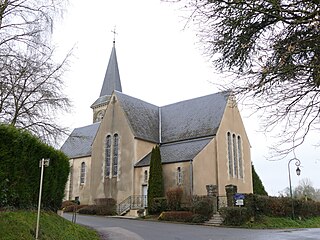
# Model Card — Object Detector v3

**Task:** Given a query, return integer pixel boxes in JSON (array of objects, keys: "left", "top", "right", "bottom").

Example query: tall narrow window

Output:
[
  {"left": 233, "top": 134, "right": 238, "bottom": 178},
  {"left": 113, "top": 133, "right": 119, "bottom": 176},
  {"left": 105, "top": 135, "right": 111, "bottom": 177},
  {"left": 144, "top": 170, "right": 148, "bottom": 183},
  {"left": 227, "top": 132, "right": 233, "bottom": 176},
  {"left": 238, "top": 136, "right": 243, "bottom": 178},
  {"left": 80, "top": 162, "right": 86, "bottom": 184},
  {"left": 177, "top": 167, "right": 182, "bottom": 185}
]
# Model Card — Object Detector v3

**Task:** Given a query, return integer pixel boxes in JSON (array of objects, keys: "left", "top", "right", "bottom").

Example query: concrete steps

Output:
[{"left": 205, "top": 213, "right": 224, "bottom": 226}]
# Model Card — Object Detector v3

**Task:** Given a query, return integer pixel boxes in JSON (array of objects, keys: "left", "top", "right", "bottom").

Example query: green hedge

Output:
[
  {"left": 244, "top": 194, "right": 320, "bottom": 219},
  {"left": 220, "top": 207, "right": 251, "bottom": 226},
  {"left": 0, "top": 124, "right": 69, "bottom": 210}
]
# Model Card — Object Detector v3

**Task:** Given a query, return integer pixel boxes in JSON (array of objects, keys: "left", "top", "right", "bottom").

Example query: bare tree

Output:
[
  {"left": 176, "top": 0, "right": 320, "bottom": 158},
  {"left": 0, "top": 0, "right": 71, "bottom": 145},
  {"left": 280, "top": 178, "right": 320, "bottom": 201}
]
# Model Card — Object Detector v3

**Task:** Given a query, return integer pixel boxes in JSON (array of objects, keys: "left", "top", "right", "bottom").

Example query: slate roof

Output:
[
  {"left": 161, "top": 92, "right": 229, "bottom": 143},
  {"left": 61, "top": 42, "right": 230, "bottom": 161},
  {"left": 60, "top": 122, "right": 100, "bottom": 158},
  {"left": 135, "top": 138, "right": 213, "bottom": 167},
  {"left": 115, "top": 91, "right": 159, "bottom": 143}
]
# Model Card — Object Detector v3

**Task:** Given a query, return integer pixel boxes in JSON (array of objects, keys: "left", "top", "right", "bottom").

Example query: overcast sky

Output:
[{"left": 53, "top": 0, "right": 319, "bottom": 196}]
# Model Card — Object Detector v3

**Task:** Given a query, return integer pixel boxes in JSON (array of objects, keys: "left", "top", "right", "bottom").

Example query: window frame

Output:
[
  {"left": 105, "top": 135, "right": 111, "bottom": 177},
  {"left": 80, "top": 162, "right": 86, "bottom": 185},
  {"left": 112, "top": 133, "right": 119, "bottom": 176}
]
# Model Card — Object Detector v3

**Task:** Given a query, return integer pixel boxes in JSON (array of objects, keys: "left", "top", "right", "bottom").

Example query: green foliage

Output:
[
  {"left": 166, "top": 187, "right": 183, "bottom": 211},
  {"left": 252, "top": 165, "right": 268, "bottom": 196},
  {"left": 149, "top": 197, "right": 167, "bottom": 214},
  {"left": 0, "top": 210, "right": 100, "bottom": 240},
  {"left": 77, "top": 205, "right": 117, "bottom": 216},
  {"left": 220, "top": 207, "right": 251, "bottom": 226},
  {"left": 243, "top": 216, "right": 320, "bottom": 229},
  {"left": 147, "top": 145, "right": 164, "bottom": 214},
  {"left": 244, "top": 194, "right": 320, "bottom": 219},
  {"left": 0, "top": 124, "right": 69, "bottom": 210},
  {"left": 191, "top": 195, "right": 214, "bottom": 220},
  {"left": 158, "top": 211, "right": 193, "bottom": 222},
  {"left": 77, "top": 198, "right": 117, "bottom": 215}
]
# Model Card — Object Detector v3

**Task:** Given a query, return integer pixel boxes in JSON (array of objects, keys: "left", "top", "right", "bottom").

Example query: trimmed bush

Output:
[
  {"left": 191, "top": 213, "right": 208, "bottom": 223},
  {"left": 0, "top": 124, "right": 69, "bottom": 210},
  {"left": 220, "top": 207, "right": 251, "bottom": 226},
  {"left": 244, "top": 193, "right": 320, "bottom": 219},
  {"left": 78, "top": 205, "right": 117, "bottom": 216},
  {"left": 191, "top": 196, "right": 214, "bottom": 220},
  {"left": 158, "top": 211, "right": 193, "bottom": 222},
  {"left": 150, "top": 197, "right": 167, "bottom": 214},
  {"left": 166, "top": 187, "right": 183, "bottom": 211}
]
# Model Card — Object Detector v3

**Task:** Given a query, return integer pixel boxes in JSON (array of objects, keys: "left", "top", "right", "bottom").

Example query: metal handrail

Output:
[{"left": 117, "top": 195, "right": 147, "bottom": 215}]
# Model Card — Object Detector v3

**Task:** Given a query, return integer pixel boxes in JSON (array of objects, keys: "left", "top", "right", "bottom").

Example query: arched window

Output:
[
  {"left": 112, "top": 133, "right": 119, "bottom": 176},
  {"left": 233, "top": 134, "right": 238, "bottom": 178},
  {"left": 105, "top": 135, "right": 111, "bottom": 177},
  {"left": 238, "top": 136, "right": 243, "bottom": 178},
  {"left": 80, "top": 162, "right": 86, "bottom": 184},
  {"left": 144, "top": 170, "right": 148, "bottom": 183},
  {"left": 227, "top": 132, "right": 233, "bottom": 176},
  {"left": 177, "top": 167, "right": 182, "bottom": 185}
]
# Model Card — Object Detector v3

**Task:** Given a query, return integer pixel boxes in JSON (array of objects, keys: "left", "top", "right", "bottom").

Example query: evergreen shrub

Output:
[
  {"left": 147, "top": 146, "right": 164, "bottom": 214},
  {"left": 150, "top": 197, "right": 167, "bottom": 214},
  {"left": 220, "top": 207, "right": 251, "bottom": 226},
  {"left": 0, "top": 124, "right": 69, "bottom": 210},
  {"left": 191, "top": 195, "right": 214, "bottom": 220},
  {"left": 244, "top": 194, "right": 320, "bottom": 219},
  {"left": 78, "top": 205, "right": 117, "bottom": 216}
]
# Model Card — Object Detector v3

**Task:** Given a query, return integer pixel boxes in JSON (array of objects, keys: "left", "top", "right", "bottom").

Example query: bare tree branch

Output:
[{"left": 178, "top": 0, "right": 320, "bottom": 159}]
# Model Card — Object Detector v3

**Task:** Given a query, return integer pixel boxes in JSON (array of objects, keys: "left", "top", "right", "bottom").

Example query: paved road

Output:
[{"left": 63, "top": 213, "right": 320, "bottom": 240}]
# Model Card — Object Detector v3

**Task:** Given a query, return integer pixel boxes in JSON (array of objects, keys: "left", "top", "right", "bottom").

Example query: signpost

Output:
[
  {"left": 234, "top": 193, "right": 245, "bottom": 207},
  {"left": 35, "top": 158, "right": 50, "bottom": 240}
]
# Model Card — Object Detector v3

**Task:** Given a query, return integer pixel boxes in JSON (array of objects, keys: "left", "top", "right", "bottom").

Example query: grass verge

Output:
[
  {"left": 242, "top": 216, "right": 320, "bottom": 229},
  {"left": 0, "top": 210, "right": 100, "bottom": 240}
]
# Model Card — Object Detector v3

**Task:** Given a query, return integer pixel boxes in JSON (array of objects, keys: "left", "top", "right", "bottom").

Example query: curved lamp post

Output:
[{"left": 288, "top": 158, "right": 301, "bottom": 219}]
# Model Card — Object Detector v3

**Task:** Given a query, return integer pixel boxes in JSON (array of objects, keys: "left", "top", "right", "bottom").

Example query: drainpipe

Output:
[{"left": 190, "top": 159, "right": 193, "bottom": 196}]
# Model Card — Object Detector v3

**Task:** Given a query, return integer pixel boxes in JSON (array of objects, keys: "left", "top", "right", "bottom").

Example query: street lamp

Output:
[
  {"left": 288, "top": 158, "right": 301, "bottom": 219},
  {"left": 35, "top": 158, "right": 50, "bottom": 240}
]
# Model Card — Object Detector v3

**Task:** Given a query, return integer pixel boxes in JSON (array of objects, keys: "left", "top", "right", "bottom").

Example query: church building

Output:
[{"left": 61, "top": 40, "right": 253, "bottom": 212}]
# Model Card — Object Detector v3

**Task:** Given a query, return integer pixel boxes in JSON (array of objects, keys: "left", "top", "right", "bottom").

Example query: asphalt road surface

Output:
[{"left": 63, "top": 213, "right": 320, "bottom": 240}]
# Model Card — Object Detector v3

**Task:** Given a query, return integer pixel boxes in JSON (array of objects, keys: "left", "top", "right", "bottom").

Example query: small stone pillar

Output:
[
  {"left": 206, "top": 184, "right": 218, "bottom": 197},
  {"left": 225, "top": 184, "right": 237, "bottom": 207},
  {"left": 206, "top": 184, "right": 218, "bottom": 213}
]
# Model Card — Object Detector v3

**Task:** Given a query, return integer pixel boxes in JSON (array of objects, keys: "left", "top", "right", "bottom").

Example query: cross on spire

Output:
[{"left": 111, "top": 26, "right": 117, "bottom": 45}]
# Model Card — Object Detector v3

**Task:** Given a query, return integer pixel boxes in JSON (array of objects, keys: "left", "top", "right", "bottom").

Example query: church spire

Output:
[
  {"left": 91, "top": 35, "right": 122, "bottom": 122},
  {"left": 99, "top": 36, "right": 122, "bottom": 97}
]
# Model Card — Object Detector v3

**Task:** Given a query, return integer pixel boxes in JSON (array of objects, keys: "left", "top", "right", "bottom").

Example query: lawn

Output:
[
  {"left": 243, "top": 216, "right": 320, "bottom": 229},
  {"left": 0, "top": 210, "right": 100, "bottom": 240}
]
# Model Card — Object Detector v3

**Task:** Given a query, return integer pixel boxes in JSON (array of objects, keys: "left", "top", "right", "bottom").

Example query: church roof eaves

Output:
[
  {"left": 60, "top": 122, "right": 100, "bottom": 159},
  {"left": 135, "top": 137, "right": 213, "bottom": 167},
  {"left": 160, "top": 91, "right": 229, "bottom": 143}
]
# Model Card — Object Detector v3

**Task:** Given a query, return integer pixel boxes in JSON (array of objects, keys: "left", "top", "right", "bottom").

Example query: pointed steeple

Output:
[
  {"left": 99, "top": 41, "right": 122, "bottom": 97},
  {"left": 91, "top": 41, "right": 122, "bottom": 109}
]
